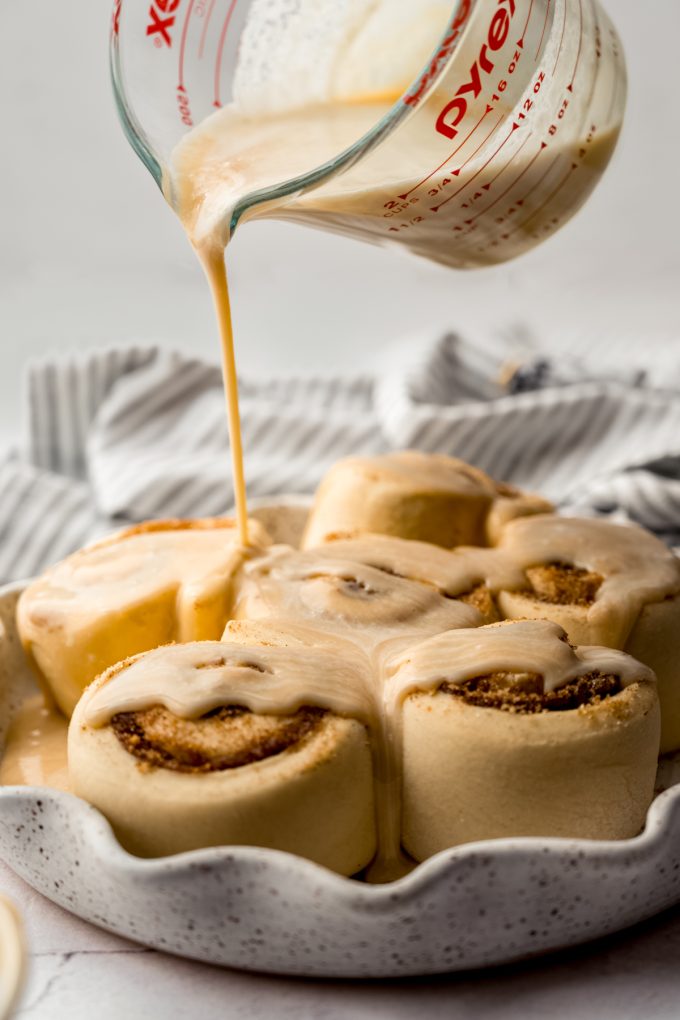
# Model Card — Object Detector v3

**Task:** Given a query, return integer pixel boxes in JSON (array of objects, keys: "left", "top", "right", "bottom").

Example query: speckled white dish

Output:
[{"left": 2, "top": 504, "right": 680, "bottom": 978}]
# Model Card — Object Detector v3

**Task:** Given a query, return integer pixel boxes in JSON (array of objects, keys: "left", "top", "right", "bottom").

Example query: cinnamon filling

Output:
[
  {"left": 111, "top": 705, "right": 325, "bottom": 773},
  {"left": 525, "top": 563, "right": 603, "bottom": 606},
  {"left": 455, "top": 584, "right": 499, "bottom": 620},
  {"left": 307, "top": 572, "right": 380, "bottom": 597},
  {"left": 441, "top": 670, "right": 622, "bottom": 713},
  {"left": 341, "top": 576, "right": 379, "bottom": 597},
  {"left": 361, "top": 563, "right": 498, "bottom": 620}
]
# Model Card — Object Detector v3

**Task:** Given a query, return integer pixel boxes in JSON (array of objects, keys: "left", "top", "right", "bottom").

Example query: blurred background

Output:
[{"left": 0, "top": 0, "right": 678, "bottom": 444}]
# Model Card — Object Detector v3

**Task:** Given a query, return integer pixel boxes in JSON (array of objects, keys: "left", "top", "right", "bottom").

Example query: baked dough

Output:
[
  {"left": 301, "top": 451, "right": 552, "bottom": 549},
  {"left": 496, "top": 515, "right": 680, "bottom": 751},
  {"left": 18, "top": 518, "right": 271, "bottom": 717},
  {"left": 395, "top": 621, "right": 660, "bottom": 858},
  {"left": 69, "top": 637, "right": 376, "bottom": 874}
]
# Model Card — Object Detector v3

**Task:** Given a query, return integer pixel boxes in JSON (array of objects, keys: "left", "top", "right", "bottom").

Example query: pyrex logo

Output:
[
  {"left": 405, "top": 0, "right": 473, "bottom": 108},
  {"left": 436, "top": 0, "right": 517, "bottom": 140},
  {"left": 147, "top": 0, "right": 182, "bottom": 48}
]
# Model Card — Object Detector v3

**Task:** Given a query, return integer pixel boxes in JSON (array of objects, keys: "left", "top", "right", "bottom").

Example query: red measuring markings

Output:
[
  {"left": 552, "top": 0, "right": 568, "bottom": 76},
  {"left": 514, "top": 149, "right": 560, "bottom": 206},
  {"left": 112, "top": 0, "right": 122, "bottom": 38},
  {"left": 405, "top": 1, "right": 474, "bottom": 109},
  {"left": 503, "top": 158, "right": 577, "bottom": 238},
  {"left": 398, "top": 105, "right": 494, "bottom": 201},
  {"left": 147, "top": 0, "right": 182, "bottom": 47},
  {"left": 178, "top": 0, "right": 196, "bottom": 89},
  {"left": 199, "top": 0, "right": 218, "bottom": 58},
  {"left": 465, "top": 136, "right": 541, "bottom": 225},
  {"left": 430, "top": 117, "right": 512, "bottom": 214},
  {"left": 567, "top": 0, "right": 583, "bottom": 92},
  {"left": 535, "top": 0, "right": 552, "bottom": 60},
  {"left": 214, "top": 0, "right": 239, "bottom": 107},
  {"left": 518, "top": 0, "right": 535, "bottom": 48},
  {"left": 452, "top": 113, "right": 504, "bottom": 178},
  {"left": 478, "top": 127, "right": 531, "bottom": 193},
  {"left": 434, "top": 0, "right": 518, "bottom": 142}
]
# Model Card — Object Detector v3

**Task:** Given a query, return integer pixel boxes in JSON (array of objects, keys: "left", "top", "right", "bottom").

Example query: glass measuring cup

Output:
[{"left": 111, "top": 0, "right": 627, "bottom": 268}]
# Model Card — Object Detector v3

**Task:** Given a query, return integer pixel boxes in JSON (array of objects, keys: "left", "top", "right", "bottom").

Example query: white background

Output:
[{"left": 0, "top": 0, "right": 679, "bottom": 446}]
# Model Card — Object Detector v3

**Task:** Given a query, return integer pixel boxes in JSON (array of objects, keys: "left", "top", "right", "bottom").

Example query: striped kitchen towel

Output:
[{"left": 1, "top": 329, "right": 680, "bottom": 583}]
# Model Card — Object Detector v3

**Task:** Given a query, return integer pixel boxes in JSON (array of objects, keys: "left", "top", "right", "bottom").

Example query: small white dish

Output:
[{"left": 2, "top": 503, "right": 680, "bottom": 978}]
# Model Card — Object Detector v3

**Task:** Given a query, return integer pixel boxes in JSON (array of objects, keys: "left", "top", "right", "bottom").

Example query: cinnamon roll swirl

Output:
[
  {"left": 394, "top": 621, "right": 660, "bottom": 858},
  {"left": 69, "top": 637, "right": 376, "bottom": 873},
  {"left": 233, "top": 544, "right": 484, "bottom": 655},
  {"left": 303, "top": 533, "right": 501, "bottom": 622},
  {"left": 18, "top": 518, "right": 271, "bottom": 717},
  {"left": 495, "top": 515, "right": 680, "bottom": 751}
]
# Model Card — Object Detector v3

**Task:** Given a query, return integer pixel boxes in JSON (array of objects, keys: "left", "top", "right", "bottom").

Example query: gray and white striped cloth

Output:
[{"left": 2, "top": 330, "right": 680, "bottom": 583}]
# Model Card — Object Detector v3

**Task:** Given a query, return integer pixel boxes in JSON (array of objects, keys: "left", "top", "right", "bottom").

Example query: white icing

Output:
[
  {"left": 21, "top": 523, "right": 268, "bottom": 626},
  {"left": 235, "top": 545, "right": 481, "bottom": 645},
  {"left": 311, "top": 534, "right": 526, "bottom": 597},
  {"left": 385, "top": 620, "right": 654, "bottom": 698},
  {"left": 312, "top": 520, "right": 680, "bottom": 650},
  {"left": 498, "top": 516, "right": 680, "bottom": 646},
  {"left": 82, "top": 642, "right": 374, "bottom": 730}
]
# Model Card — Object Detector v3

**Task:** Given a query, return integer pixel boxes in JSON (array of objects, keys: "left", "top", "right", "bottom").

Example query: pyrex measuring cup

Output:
[{"left": 111, "top": 0, "right": 626, "bottom": 268}]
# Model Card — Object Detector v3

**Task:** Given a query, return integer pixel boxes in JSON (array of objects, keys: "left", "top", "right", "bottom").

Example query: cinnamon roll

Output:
[
  {"left": 486, "top": 482, "right": 555, "bottom": 545},
  {"left": 301, "top": 451, "right": 552, "bottom": 550},
  {"left": 393, "top": 620, "right": 660, "bottom": 859},
  {"left": 306, "top": 533, "right": 500, "bottom": 622},
  {"left": 69, "top": 637, "right": 376, "bottom": 873},
  {"left": 233, "top": 544, "right": 484, "bottom": 655},
  {"left": 18, "top": 518, "right": 271, "bottom": 717},
  {"left": 495, "top": 515, "right": 680, "bottom": 751}
]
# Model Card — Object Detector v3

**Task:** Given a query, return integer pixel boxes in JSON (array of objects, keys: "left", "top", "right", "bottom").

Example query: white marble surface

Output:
[
  {"left": 4, "top": 855, "right": 680, "bottom": 1020},
  {"left": 2, "top": 0, "right": 680, "bottom": 1014}
]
